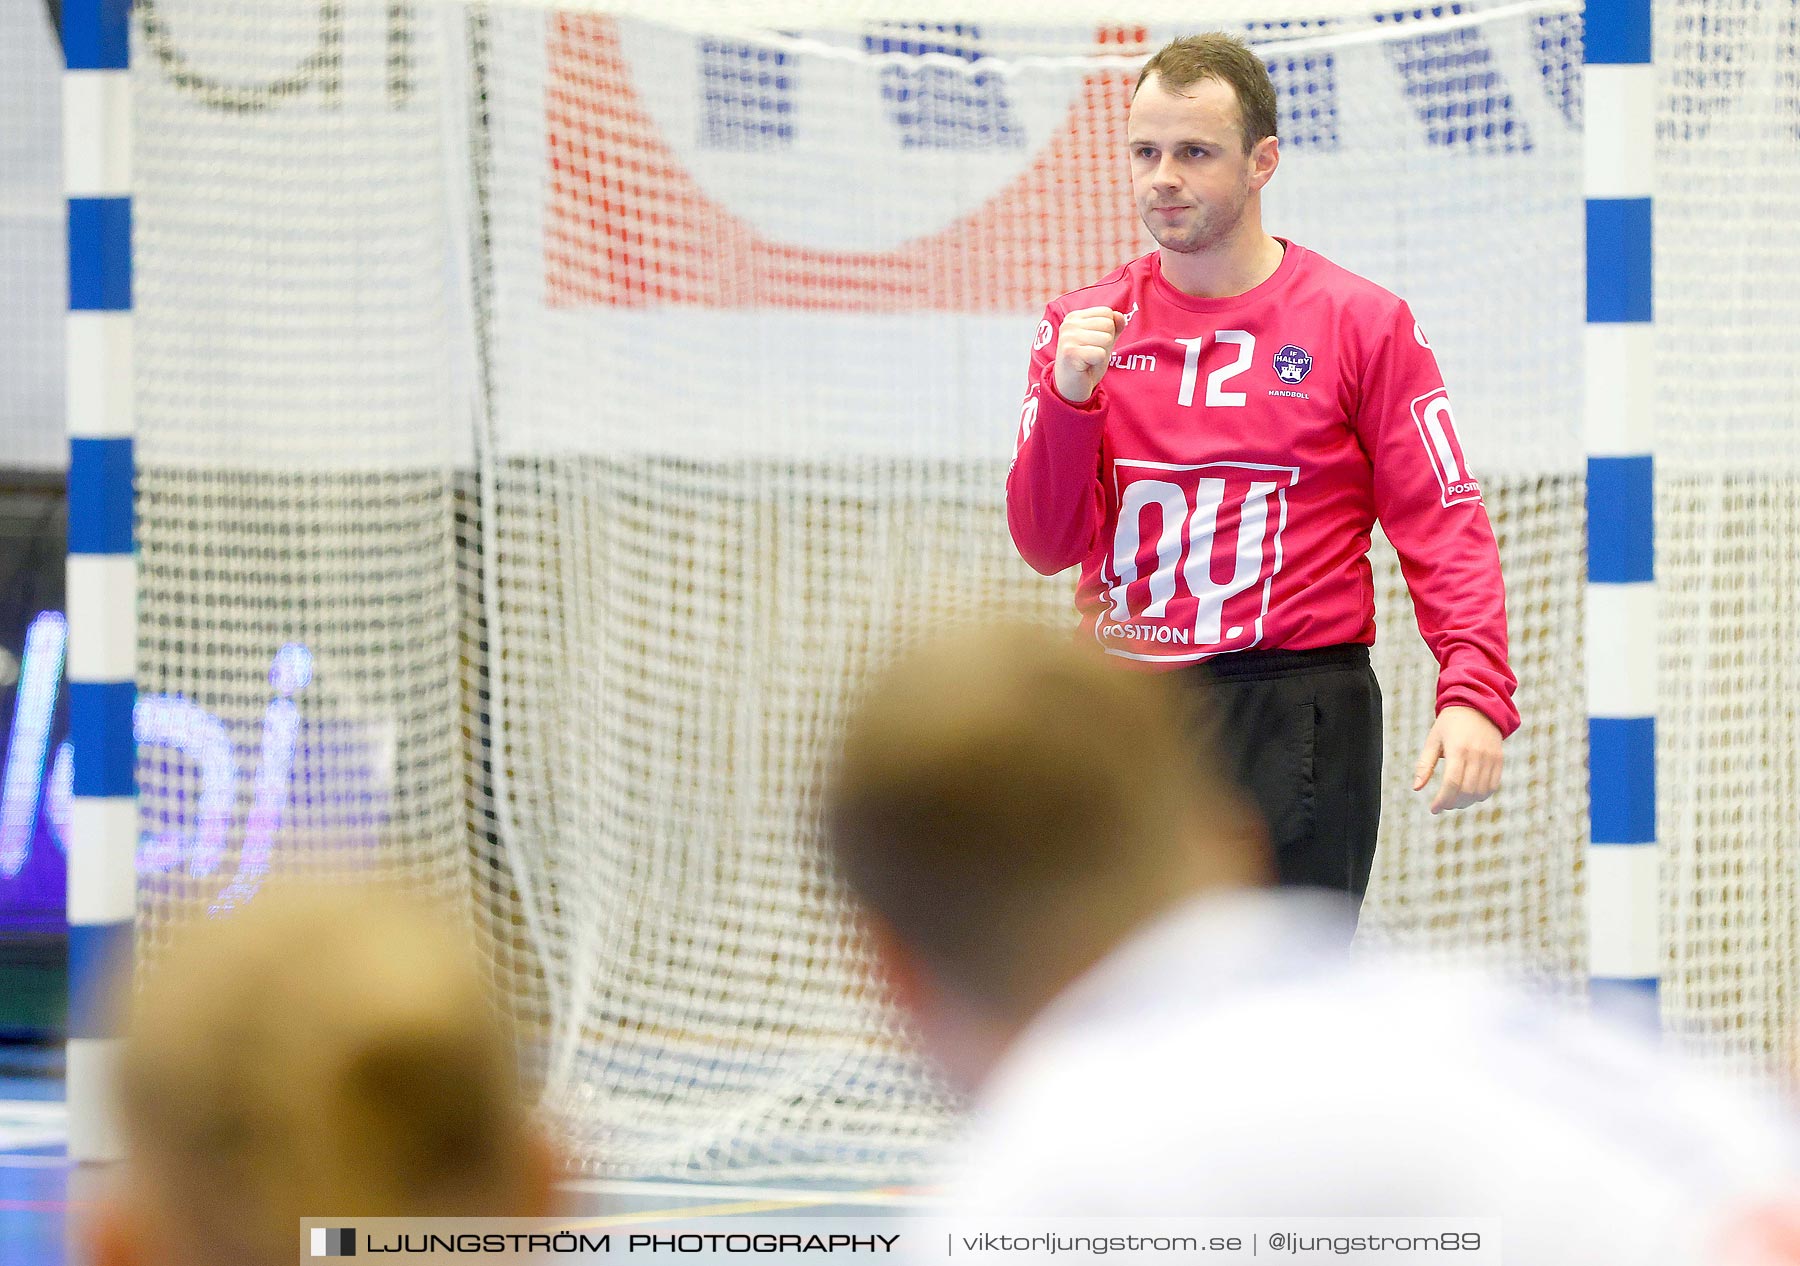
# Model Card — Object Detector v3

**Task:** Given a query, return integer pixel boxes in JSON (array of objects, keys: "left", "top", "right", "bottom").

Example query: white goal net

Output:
[
  {"left": 125, "top": 0, "right": 1688, "bottom": 1179},
  {"left": 1657, "top": 0, "right": 1800, "bottom": 1081}
]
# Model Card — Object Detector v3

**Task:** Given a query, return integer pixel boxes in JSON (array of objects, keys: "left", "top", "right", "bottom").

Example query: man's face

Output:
[{"left": 1128, "top": 74, "right": 1270, "bottom": 255}]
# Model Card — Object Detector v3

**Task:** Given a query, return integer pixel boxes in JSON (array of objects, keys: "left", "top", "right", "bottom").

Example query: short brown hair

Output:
[
  {"left": 825, "top": 623, "right": 1262, "bottom": 1023},
  {"left": 1134, "top": 33, "right": 1279, "bottom": 154},
  {"left": 118, "top": 885, "right": 537, "bottom": 1264}
]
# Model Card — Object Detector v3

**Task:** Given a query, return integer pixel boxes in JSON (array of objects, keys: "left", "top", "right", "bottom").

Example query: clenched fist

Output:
[{"left": 1053, "top": 307, "right": 1129, "bottom": 405}]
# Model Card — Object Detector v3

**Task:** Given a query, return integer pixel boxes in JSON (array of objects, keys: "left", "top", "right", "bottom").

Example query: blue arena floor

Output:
[{"left": 0, "top": 1049, "right": 934, "bottom": 1266}]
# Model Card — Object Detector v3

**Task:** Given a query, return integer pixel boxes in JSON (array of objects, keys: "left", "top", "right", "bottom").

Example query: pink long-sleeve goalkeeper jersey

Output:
[{"left": 1006, "top": 239, "right": 1519, "bottom": 736}]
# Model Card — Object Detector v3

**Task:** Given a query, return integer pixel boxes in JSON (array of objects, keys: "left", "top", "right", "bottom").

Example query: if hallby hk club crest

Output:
[{"left": 1273, "top": 344, "right": 1313, "bottom": 385}]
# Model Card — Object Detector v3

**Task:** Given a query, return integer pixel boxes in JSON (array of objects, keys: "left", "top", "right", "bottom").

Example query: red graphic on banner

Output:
[{"left": 544, "top": 16, "right": 1143, "bottom": 310}]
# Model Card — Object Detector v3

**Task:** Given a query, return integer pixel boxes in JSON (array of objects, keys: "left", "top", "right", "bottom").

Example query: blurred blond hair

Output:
[
  {"left": 99, "top": 883, "right": 550, "bottom": 1266},
  {"left": 827, "top": 621, "right": 1265, "bottom": 1027}
]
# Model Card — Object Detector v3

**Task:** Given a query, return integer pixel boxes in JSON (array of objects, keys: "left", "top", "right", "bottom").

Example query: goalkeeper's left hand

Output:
[{"left": 1412, "top": 705, "right": 1503, "bottom": 814}]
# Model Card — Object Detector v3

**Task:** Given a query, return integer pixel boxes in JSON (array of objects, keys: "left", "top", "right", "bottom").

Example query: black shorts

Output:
[{"left": 1172, "top": 644, "right": 1383, "bottom": 903}]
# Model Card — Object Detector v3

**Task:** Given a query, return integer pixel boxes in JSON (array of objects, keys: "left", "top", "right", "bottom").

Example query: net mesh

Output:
[
  {"left": 1658, "top": 0, "right": 1800, "bottom": 1082},
  {"left": 132, "top": 0, "right": 1593, "bottom": 1178},
  {"left": 132, "top": 0, "right": 469, "bottom": 949}
]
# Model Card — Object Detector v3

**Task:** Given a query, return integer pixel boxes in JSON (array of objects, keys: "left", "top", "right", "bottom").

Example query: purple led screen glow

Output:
[
  {"left": 0, "top": 620, "right": 392, "bottom": 928},
  {"left": 0, "top": 613, "right": 66, "bottom": 879},
  {"left": 134, "top": 695, "right": 236, "bottom": 877}
]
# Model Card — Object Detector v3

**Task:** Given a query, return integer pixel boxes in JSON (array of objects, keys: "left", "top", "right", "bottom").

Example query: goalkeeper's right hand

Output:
[{"left": 1052, "top": 307, "right": 1129, "bottom": 405}]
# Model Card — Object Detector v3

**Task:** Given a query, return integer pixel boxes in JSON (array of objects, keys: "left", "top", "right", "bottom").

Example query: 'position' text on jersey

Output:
[{"left": 1006, "top": 240, "right": 1517, "bottom": 734}]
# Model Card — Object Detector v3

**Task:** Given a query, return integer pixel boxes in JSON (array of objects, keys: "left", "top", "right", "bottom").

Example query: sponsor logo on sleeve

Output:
[
  {"left": 1015, "top": 391, "right": 1040, "bottom": 454},
  {"left": 1410, "top": 387, "right": 1482, "bottom": 506},
  {"left": 1033, "top": 319, "right": 1054, "bottom": 350}
]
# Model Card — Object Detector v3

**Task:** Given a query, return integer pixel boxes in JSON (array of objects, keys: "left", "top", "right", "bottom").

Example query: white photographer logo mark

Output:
[{"left": 310, "top": 1227, "right": 356, "bottom": 1257}]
